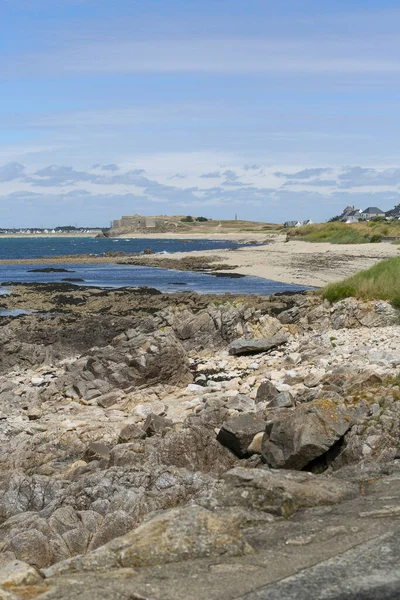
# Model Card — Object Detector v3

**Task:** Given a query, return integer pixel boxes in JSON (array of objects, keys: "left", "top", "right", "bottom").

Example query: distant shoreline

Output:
[{"left": 0, "top": 234, "right": 98, "bottom": 239}]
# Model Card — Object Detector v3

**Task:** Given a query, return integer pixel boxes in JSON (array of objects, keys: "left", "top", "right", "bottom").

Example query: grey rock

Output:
[
  {"left": 256, "top": 380, "right": 279, "bottom": 403},
  {"left": 262, "top": 399, "right": 355, "bottom": 470},
  {"left": 204, "top": 466, "right": 357, "bottom": 517},
  {"left": 118, "top": 423, "right": 146, "bottom": 443},
  {"left": 270, "top": 391, "right": 295, "bottom": 408},
  {"left": 229, "top": 334, "right": 288, "bottom": 356},
  {"left": 217, "top": 414, "right": 266, "bottom": 458},
  {"left": 226, "top": 394, "right": 256, "bottom": 412},
  {"left": 240, "top": 531, "right": 400, "bottom": 600},
  {"left": 142, "top": 413, "right": 173, "bottom": 437},
  {"left": 43, "top": 505, "right": 252, "bottom": 576}
]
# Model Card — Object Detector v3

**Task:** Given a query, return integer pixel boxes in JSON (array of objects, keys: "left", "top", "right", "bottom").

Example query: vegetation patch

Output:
[
  {"left": 288, "top": 221, "right": 400, "bottom": 244},
  {"left": 323, "top": 257, "right": 400, "bottom": 307}
]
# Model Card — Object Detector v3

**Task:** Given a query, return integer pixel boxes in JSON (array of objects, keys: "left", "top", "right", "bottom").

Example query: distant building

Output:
[
  {"left": 360, "top": 206, "right": 385, "bottom": 220},
  {"left": 283, "top": 219, "right": 312, "bottom": 228},
  {"left": 340, "top": 206, "right": 361, "bottom": 222},
  {"left": 385, "top": 206, "right": 400, "bottom": 219}
]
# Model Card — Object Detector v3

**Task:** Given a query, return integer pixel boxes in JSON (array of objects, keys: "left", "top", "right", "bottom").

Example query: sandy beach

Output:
[
  {"left": 169, "top": 240, "right": 399, "bottom": 286},
  {"left": 118, "top": 237, "right": 399, "bottom": 287}
]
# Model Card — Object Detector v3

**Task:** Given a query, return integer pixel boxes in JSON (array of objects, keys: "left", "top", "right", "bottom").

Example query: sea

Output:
[{"left": 0, "top": 237, "right": 310, "bottom": 296}]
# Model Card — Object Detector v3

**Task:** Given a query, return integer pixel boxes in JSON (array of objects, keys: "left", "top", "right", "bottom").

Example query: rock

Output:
[
  {"left": 331, "top": 298, "right": 400, "bottom": 330},
  {"left": 217, "top": 414, "right": 266, "bottom": 458},
  {"left": 132, "top": 400, "right": 166, "bottom": 419},
  {"left": 270, "top": 391, "right": 295, "bottom": 408},
  {"left": 143, "top": 413, "right": 173, "bottom": 437},
  {"left": 247, "top": 432, "right": 264, "bottom": 455},
  {"left": 226, "top": 394, "right": 256, "bottom": 412},
  {"left": 262, "top": 399, "right": 355, "bottom": 470},
  {"left": 96, "top": 391, "right": 121, "bottom": 408},
  {"left": 43, "top": 506, "right": 252, "bottom": 576},
  {"left": 256, "top": 380, "right": 279, "bottom": 403},
  {"left": 87, "top": 442, "right": 110, "bottom": 459},
  {"left": 204, "top": 467, "right": 357, "bottom": 517},
  {"left": 0, "top": 559, "right": 43, "bottom": 587},
  {"left": 4, "top": 529, "right": 53, "bottom": 569},
  {"left": 118, "top": 423, "right": 146, "bottom": 443},
  {"left": 228, "top": 334, "right": 288, "bottom": 356}
]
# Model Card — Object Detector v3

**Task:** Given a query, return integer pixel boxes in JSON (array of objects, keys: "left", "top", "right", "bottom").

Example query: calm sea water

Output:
[{"left": 0, "top": 237, "right": 310, "bottom": 296}]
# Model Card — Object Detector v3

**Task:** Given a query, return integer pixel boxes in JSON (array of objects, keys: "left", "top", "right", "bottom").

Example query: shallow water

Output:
[{"left": 0, "top": 263, "right": 310, "bottom": 295}]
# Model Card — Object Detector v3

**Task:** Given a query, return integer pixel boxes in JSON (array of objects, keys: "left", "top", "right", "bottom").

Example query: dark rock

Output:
[
  {"left": 28, "top": 268, "right": 73, "bottom": 273},
  {"left": 261, "top": 399, "right": 355, "bottom": 470},
  {"left": 217, "top": 414, "right": 266, "bottom": 458},
  {"left": 229, "top": 334, "right": 288, "bottom": 356},
  {"left": 256, "top": 380, "right": 279, "bottom": 403}
]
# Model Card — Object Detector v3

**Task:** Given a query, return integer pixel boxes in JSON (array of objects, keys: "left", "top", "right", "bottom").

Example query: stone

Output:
[
  {"left": 131, "top": 401, "right": 165, "bottom": 419},
  {"left": 0, "top": 560, "right": 43, "bottom": 587},
  {"left": 228, "top": 334, "right": 288, "bottom": 356},
  {"left": 270, "top": 391, "right": 295, "bottom": 408},
  {"left": 217, "top": 414, "right": 266, "bottom": 458},
  {"left": 142, "top": 413, "right": 173, "bottom": 437},
  {"left": 205, "top": 467, "right": 357, "bottom": 517},
  {"left": 4, "top": 530, "right": 53, "bottom": 569},
  {"left": 43, "top": 506, "right": 252, "bottom": 576},
  {"left": 87, "top": 442, "right": 110, "bottom": 459},
  {"left": 247, "top": 432, "right": 264, "bottom": 455},
  {"left": 118, "top": 423, "right": 146, "bottom": 443},
  {"left": 226, "top": 394, "right": 256, "bottom": 412},
  {"left": 262, "top": 399, "right": 355, "bottom": 470},
  {"left": 96, "top": 391, "right": 121, "bottom": 408},
  {"left": 256, "top": 380, "right": 279, "bottom": 403}
]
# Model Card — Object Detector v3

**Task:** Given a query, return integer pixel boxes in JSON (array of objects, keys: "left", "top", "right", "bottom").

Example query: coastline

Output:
[{"left": 0, "top": 235, "right": 397, "bottom": 288}]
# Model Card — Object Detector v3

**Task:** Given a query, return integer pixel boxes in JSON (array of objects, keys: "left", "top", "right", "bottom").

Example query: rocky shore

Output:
[{"left": 0, "top": 284, "right": 400, "bottom": 599}]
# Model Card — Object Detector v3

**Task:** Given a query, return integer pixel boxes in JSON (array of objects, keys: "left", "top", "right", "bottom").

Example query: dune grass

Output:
[
  {"left": 289, "top": 221, "right": 400, "bottom": 244},
  {"left": 323, "top": 257, "right": 400, "bottom": 307}
]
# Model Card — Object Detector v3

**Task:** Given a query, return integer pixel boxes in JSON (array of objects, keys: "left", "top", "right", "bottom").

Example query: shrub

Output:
[
  {"left": 195, "top": 216, "right": 209, "bottom": 222},
  {"left": 181, "top": 216, "right": 194, "bottom": 222}
]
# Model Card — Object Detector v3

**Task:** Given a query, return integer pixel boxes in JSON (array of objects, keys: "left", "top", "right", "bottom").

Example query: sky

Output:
[{"left": 2, "top": 0, "right": 400, "bottom": 227}]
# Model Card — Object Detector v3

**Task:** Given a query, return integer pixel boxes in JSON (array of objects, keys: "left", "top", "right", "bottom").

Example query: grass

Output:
[
  {"left": 323, "top": 257, "right": 400, "bottom": 307},
  {"left": 288, "top": 220, "right": 400, "bottom": 244}
]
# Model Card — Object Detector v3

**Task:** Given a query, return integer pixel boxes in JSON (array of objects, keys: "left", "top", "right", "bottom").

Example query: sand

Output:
[{"left": 128, "top": 238, "right": 398, "bottom": 288}]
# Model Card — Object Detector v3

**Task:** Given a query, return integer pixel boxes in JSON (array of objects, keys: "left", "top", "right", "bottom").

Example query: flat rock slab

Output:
[
  {"left": 239, "top": 530, "right": 400, "bottom": 600},
  {"left": 229, "top": 334, "right": 288, "bottom": 356}
]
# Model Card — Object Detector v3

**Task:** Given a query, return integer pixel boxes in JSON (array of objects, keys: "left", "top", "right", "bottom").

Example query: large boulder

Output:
[
  {"left": 330, "top": 298, "right": 399, "bottom": 330},
  {"left": 228, "top": 334, "right": 288, "bottom": 356},
  {"left": 43, "top": 506, "right": 252, "bottom": 576},
  {"left": 261, "top": 399, "right": 355, "bottom": 470},
  {"left": 202, "top": 467, "right": 357, "bottom": 517},
  {"left": 62, "top": 328, "right": 192, "bottom": 397}
]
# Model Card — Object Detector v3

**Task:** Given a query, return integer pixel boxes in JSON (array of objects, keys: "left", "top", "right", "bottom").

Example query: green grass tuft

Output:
[{"left": 323, "top": 257, "right": 400, "bottom": 306}]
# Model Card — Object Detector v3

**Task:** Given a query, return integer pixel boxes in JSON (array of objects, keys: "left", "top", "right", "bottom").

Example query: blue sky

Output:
[{"left": 1, "top": 0, "right": 400, "bottom": 227}]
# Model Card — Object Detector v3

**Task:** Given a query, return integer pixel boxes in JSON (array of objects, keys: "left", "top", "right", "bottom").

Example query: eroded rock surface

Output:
[{"left": 0, "top": 285, "right": 400, "bottom": 599}]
